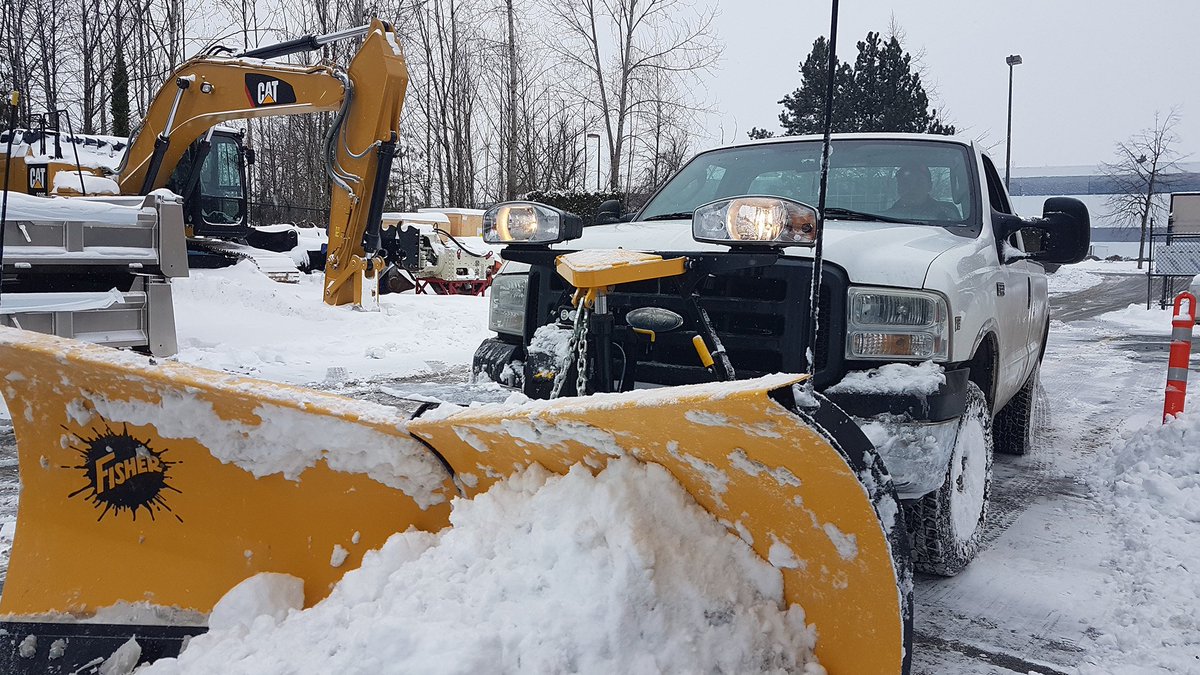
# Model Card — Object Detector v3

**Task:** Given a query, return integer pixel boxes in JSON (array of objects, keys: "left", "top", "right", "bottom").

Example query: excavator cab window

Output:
[{"left": 196, "top": 134, "right": 246, "bottom": 227}]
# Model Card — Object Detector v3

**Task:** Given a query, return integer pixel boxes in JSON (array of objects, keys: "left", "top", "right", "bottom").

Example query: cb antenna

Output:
[{"left": 805, "top": 0, "right": 840, "bottom": 383}]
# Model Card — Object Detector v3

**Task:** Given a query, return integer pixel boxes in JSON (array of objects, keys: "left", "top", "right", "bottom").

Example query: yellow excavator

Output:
[
  {"left": 0, "top": 20, "right": 404, "bottom": 303},
  {"left": 0, "top": 20, "right": 913, "bottom": 675}
]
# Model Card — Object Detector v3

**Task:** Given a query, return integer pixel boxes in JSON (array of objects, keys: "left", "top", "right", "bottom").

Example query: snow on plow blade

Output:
[{"left": 0, "top": 327, "right": 910, "bottom": 673}]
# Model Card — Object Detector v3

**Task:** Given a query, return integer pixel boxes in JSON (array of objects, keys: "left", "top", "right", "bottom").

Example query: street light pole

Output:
[
  {"left": 1005, "top": 54, "right": 1022, "bottom": 190},
  {"left": 587, "top": 133, "right": 601, "bottom": 192}
]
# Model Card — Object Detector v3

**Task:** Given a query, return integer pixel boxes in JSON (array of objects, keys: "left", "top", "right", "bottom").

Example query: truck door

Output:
[{"left": 981, "top": 155, "right": 1032, "bottom": 403}]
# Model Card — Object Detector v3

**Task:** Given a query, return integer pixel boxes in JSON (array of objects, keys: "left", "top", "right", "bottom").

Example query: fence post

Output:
[{"left": 1163, "top": 291, "right": 1197, "bottom": 423}]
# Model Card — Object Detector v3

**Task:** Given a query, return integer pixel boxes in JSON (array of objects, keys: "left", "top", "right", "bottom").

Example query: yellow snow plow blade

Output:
[{"left": 0, "top": 327, "right": 908, "bottom": 673}]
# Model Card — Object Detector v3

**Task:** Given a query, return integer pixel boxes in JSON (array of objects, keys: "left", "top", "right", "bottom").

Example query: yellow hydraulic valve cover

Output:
[{"left": 556, "top": 249, "right": 686, "bottom": 289}]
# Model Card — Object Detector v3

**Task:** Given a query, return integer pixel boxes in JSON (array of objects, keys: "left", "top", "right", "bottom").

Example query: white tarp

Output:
[{"left": 0, "top": 288, "right": 126, "bottom": 314}]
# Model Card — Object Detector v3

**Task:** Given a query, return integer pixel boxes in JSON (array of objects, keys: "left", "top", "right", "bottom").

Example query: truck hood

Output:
[{"left": 544, "top": 218, "right": 970, "bottom": 288}]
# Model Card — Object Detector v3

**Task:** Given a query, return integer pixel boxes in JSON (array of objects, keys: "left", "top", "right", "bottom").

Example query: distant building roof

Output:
[{"left": 1010, "top": 161, "right": 1200, "bottom": 196}]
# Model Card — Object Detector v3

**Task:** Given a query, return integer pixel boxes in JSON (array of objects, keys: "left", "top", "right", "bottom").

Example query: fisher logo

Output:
[
  {"left": 245, "top": 74, "right": 297, "bottom": 107},
  {"left": 66, "top": 422, "right": 183, "bottom": 522},
  {"left": 27, "top": 166, "right": 47, "bottom": 196}
]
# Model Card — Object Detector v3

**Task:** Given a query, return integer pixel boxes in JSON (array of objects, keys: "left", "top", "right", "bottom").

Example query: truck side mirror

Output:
[
  {"left": 993, "top": 198, "right": 1090, "bottom": 265},
  {"left": 1033, "top": 197, "right": 1090, "bottom": 265},
  {"left": 243, "top": 147, "right": 256, "bottom": 166},
  {"left": 594, "top": 199, "right": 621, "bottom": 225}
]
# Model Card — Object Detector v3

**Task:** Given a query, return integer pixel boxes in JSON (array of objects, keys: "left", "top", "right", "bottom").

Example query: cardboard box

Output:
[{"left": 419, "top": 208, "right": 484, "bottom": 237}]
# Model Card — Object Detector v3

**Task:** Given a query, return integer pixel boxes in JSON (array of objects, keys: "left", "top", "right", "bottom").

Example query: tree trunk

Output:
[{"left": 504, "top": 0, "right": 517, "bottom": 200}]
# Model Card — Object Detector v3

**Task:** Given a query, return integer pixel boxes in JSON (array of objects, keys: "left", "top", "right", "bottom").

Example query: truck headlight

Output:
[
  {"left": 489, "top": 272, "right": 528, "bottom": 336},
  {"left": 483, "top": 202, "right": 583, "bottom": 245},
  {"left": 846, "top": 288, "right": 949, "bottom": 361},
  {"left": 692, "top": 196, "right": 818, "bottom": 246}
]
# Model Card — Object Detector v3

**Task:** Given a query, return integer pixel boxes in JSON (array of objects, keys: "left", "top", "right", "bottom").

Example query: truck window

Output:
[
  {"left": 640, "top": 139, "right": 980, "bottom": 229},
  {"left": 980, "top": 155, "right": 1013, "bottom": 215}
]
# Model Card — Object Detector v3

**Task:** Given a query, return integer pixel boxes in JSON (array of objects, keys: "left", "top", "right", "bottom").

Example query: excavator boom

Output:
[
  {"left": 114, "top": 19, "right": 407, "bottom": 307},
  {"left": 2, "top": 20, "right": 407, "bottom": 306}
]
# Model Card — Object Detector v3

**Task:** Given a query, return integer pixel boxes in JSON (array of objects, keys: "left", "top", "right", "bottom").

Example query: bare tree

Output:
[
  {"left": 545, "top": 0, "right": 719, "bottom": 192},
  {"left": 1101, "top": 109, "right": 1186, "bottom": 269}
]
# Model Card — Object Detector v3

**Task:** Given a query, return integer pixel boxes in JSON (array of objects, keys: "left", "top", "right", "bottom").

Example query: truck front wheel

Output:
[{"left": 905, "top": 382, "right": 993, "bottom": 576}]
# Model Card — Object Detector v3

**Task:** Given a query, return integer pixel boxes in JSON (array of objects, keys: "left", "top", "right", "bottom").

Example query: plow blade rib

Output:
[{"left": 0, "top": 327, "right": 908, "bottom": 673}]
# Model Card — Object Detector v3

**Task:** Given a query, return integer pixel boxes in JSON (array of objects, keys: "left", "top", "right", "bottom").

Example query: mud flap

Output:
[{"left": 0, "top": 327, "right": 910, "bottom": 673}]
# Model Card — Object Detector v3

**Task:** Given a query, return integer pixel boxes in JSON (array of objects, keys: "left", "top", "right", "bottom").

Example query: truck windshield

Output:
[{"left": 639, "top": 139, "right": 980, "bottom": 228}]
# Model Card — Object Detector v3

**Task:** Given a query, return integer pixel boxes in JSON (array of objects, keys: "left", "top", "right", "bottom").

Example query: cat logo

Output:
[
  {"left": 245, "top": 74, "right": 297, "bottom": 108},
  {"left": 27, "top": 166, "right": 48, "bottom": 196}
]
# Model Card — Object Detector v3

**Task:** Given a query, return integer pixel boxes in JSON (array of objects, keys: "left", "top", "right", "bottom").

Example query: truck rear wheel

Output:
[
  {"left": 905, "top": 382, "right": 993, "bottom": 576},
  {"left": 994, "top": 361, "right": 1041, "bottom": 456}
]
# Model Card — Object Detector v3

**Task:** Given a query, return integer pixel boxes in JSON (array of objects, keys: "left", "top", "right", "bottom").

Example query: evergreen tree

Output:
[
  {"left": 111, "top": 50, "right": 130, "bottom": 138},
  {"left": 773, "top": 31, "right": 954, "bottom": 136},
  {"left": 747, "top": 127, "right": 775, "bottom": 140},
  {"left": 778, "top": 37, "right": 854, "bottom": 135}
]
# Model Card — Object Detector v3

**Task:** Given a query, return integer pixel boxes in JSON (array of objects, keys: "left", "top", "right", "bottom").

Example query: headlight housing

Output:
[
  {"left": 488, "top": 272, "right": 528, "bottom": 336},
  {"left": 845, "top": 288, "right": 949, "bottom": 361},
  {"left": 692, "top": 196, "right": 818, "bottom": 246},
  {"left": 483, "top": 201, "right": 583, "bottom": 245}
]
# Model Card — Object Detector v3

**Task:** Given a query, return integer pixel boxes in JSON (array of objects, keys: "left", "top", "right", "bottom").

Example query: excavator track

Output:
[{"left": 188, "top": 238, "right": 302, "bottom": 283}]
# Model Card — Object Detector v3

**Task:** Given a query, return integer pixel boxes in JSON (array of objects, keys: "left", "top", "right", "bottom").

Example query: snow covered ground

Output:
[
  {"left": 171, "top": 261, "right": 492, "bottom": 385},
  {"left": 0, "top": 259, "right": 1196, "bottom": 673}
]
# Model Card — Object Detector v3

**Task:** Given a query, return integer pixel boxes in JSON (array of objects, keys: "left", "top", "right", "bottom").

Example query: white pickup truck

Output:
[{"left": 474, "top": 133, "right": 1090, "bottom": 574}]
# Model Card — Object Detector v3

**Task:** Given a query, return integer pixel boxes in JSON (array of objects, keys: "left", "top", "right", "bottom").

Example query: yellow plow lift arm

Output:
[{"left": 0, "top": 326, "right": 909, "bottom": 673}]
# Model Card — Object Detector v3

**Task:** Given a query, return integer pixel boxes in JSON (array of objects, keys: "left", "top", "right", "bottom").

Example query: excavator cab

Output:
[
  {"left": 164, "top": 128, "right": 298, "bottom": 268},
  {"left": 165, "top": 128, "right": 251, "bottom": 241}
]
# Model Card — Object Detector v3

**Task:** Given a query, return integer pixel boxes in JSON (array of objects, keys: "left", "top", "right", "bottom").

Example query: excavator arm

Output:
[{"left": 117, "top": 19, "right": 408, "bottom": 307}]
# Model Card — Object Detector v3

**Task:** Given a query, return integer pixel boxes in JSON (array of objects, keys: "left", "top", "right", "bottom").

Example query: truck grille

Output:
[{"left": 602, "top": 259, "right": 847, "bottom": 389}]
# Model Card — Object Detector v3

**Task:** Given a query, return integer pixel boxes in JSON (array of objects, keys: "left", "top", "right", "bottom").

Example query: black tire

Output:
[
  {"left": 994, "top": 361, "right": 1041, "bottom": 456},
  {"left": 905, "top": 381, "right": 993, "bottom": 577}
]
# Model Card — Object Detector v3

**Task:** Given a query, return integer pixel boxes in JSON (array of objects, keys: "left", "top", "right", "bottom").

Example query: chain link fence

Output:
[{"left": 1148, "top": 231, "right": 1200, "bottom": 308}]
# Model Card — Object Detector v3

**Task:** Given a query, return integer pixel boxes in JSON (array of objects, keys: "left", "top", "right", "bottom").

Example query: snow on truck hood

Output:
[{"left": 543, "top": 218, "right": 967, "bottom": 288}]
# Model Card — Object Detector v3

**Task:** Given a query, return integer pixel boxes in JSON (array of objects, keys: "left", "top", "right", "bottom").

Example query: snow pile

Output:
[
  {"left": 826, "top": 360, "right": 945, "bottom": 395},
  {"left": 171, "top": 262, "right": 490, "bottom": 385},
  {"left": 138, "top": 459, "right": 822, "bottom": 675},
  {"left": 1072, "top": 259, "right": 1144, "bottom": 275},
  {"left": 1079, "top": 412, "right": 1200, "bottom": 673},
  {"left": 1095, "top": 303, "right": 1188, "bottom": 337},
  {"left": 13, "top": 132, "right": 128, "bottom": 172},
  {"left": 51, "top": 170, "right": 121, "bottom": 195},
  {"left": 527, "top": 323, "right": 573, "bottom": 364},
  {"left": 1046, "top": 265, "right": 1102, "bottom": 295},
  {"left": 1, "top": 191, "right": 145, "bottom": 225}
]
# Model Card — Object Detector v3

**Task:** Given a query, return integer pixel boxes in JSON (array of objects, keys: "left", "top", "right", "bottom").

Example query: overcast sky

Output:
[{"left": 702, "top": 0, "right": 1198, "bottom": 169}]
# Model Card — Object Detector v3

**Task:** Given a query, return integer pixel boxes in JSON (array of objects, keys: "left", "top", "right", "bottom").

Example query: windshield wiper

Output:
[
  {"left": 641, "top": 211, "right": 693, "bottom": 222},
  {"left": 822, "top": 207, "right": 921, "bottom": 225}
]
